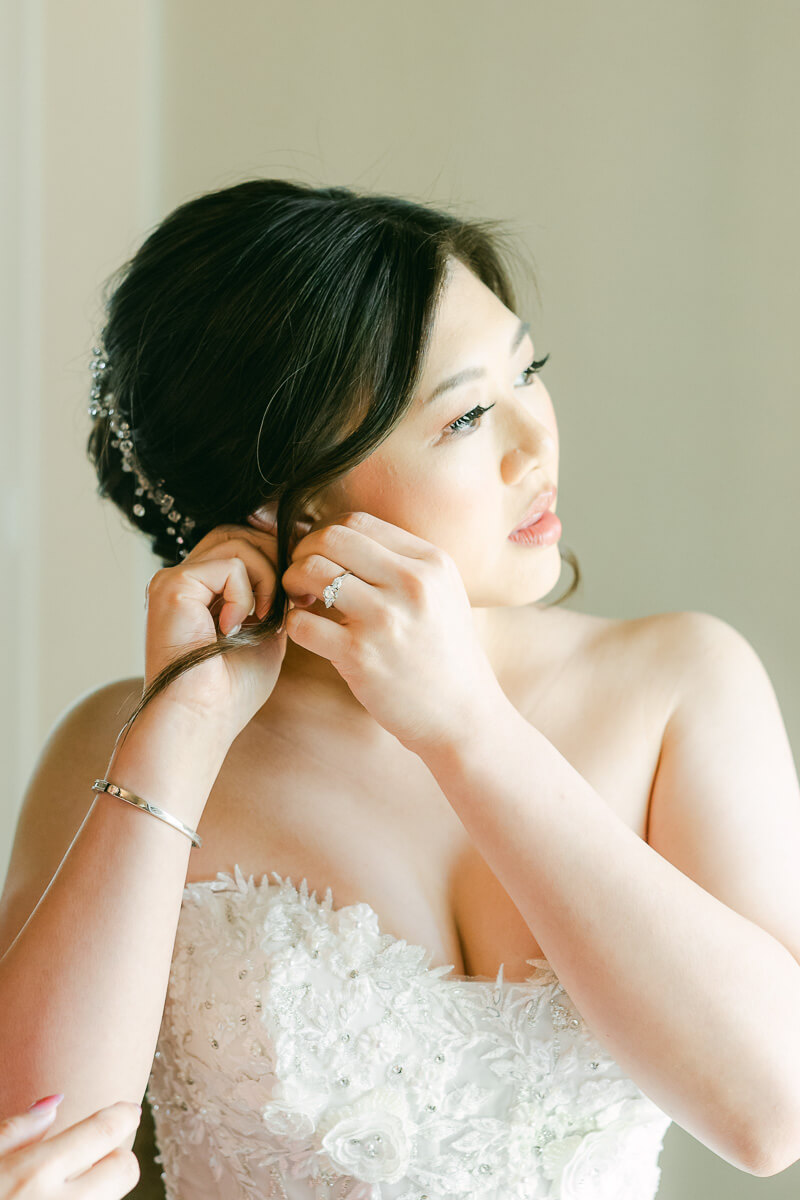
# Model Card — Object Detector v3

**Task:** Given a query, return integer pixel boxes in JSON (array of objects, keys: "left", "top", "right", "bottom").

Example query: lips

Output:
[{"left": 511, "top": 485, "right": 557, "bottom": 534}]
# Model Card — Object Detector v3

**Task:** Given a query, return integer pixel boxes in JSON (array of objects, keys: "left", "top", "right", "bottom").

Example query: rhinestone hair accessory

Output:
[{"left": 88, "top": 343, "right": 196, "bottom": 558}]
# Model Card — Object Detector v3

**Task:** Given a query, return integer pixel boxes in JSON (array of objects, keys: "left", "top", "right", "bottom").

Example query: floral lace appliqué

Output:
[{"left": 146, "top": 865, "right": 671, "bottom": 1199}]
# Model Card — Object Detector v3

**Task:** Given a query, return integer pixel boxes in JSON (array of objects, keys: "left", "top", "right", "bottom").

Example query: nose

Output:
[
  {"left": 510, "top": 411, "right": 556, "bottom": 462},
  {"left": 500, "top": 405, "right": 557, "bottom": 486}
]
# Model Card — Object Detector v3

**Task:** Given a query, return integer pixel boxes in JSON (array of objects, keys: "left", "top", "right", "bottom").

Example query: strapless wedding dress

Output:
[{"left": 145, "top": 864, "right": 672, "bottom": 1199}]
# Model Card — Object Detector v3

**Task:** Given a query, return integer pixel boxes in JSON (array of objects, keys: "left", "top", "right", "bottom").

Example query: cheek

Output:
[
  {"left": 333, "top": 455, "right": 430, "bottom": 524},
  {"left": 540, "top": 386, "right": 559, "bottom": 447},
  {"left": 343, "top": 454, "right": 474, "bottom": 538}
]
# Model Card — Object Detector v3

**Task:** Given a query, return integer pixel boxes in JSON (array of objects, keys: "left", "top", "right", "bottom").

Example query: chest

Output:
[{"left": 186, "top": 611, "right": 673, "bottom": 982}]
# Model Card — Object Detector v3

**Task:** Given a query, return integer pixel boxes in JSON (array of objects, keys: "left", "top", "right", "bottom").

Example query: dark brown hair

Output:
[{"left": 87, "top": 179, "right": 581, "bottom": 745}]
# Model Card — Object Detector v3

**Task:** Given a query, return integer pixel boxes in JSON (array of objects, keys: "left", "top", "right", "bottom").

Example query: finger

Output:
[
  {"left": 185, "top": 528, "right": 289, "bottom": 614},
  {"left": 285, "top": 515, "right": 441, "bottom": 617},
  {"left": 0, "top": 1104, "right": 59, "bottom": 1154},
  {"left": 182, "top": 538, "right": 281, "bottom": 625},
  {"left": 64, "top": 1145, "right": 141, "bottom": 1197},
  {"left": 206, "top": 555, "right": 259, "bottom": 635},
  {"left": 285, "top": 516, "right": 435, "bottom": 620},
  {"left": 291, "top": 511, "right": 437, "bottom": 564},
  {"left": 285, "top": 601, "right": 352, "bottom": 663},
  {"left": 153, "top": 555, "right": 253, "bottom": 636},
  {"left": 282, "top": 555, "right": 370, "bottom": 622},
  {"left": 33, "top": 1101, "right": 141, "bottom": 1182}
]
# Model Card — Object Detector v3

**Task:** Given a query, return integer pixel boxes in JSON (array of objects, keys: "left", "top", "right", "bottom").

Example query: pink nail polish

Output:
[{"left": 28, "top": 1093, "right": 64, "bottom": 1113}]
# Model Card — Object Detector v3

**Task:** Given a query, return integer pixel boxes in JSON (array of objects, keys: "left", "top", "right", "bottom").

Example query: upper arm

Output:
[
  {"left": 647, "top": 611, "right": 800, "bottom": 966},
  {"left": 0, "top": 677, "right": 145, "bottom": 959}
]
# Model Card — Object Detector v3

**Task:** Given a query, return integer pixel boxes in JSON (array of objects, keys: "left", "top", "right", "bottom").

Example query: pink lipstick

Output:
[
  {"left": 508, "top": 485, "right": 560, "bottom": 546},
  {"left": 508, "top": 510, "right": 562, "bottom": 546}
]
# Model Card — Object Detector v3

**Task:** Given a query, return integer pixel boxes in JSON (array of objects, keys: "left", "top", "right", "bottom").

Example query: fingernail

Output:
[
  {"left": 28, "top": 1093, "right": 64, "bottom": 1113},
  {"left": 109, "top": 1100, "right": 141, "bottom": 1115},
  {"left": 228, "top": 623, "right": 241, "bottom": 637}
]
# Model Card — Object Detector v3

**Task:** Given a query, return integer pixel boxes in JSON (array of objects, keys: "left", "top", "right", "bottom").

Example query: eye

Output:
[
  {"left": 445, "top": 402, "right": 496, "bottom": 438},
  {"left": 443, "top": 352, "right": 551, "bottom": 439},
  {"left": 520, "top": 351, "right": 550, "bottom": 387}
]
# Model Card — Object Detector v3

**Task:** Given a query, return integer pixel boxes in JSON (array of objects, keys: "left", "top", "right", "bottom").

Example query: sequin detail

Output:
[{"left": 147, "top": 865, "right": 671, "bottom": 1199}]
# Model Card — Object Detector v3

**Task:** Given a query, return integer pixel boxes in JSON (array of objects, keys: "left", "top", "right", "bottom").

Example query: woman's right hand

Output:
[
  {"left": 0, "top": 1097, "right": 142, "bottom": 1199},
  {"left": 143, "top": 513, "right": 313, "bottom": 740}
]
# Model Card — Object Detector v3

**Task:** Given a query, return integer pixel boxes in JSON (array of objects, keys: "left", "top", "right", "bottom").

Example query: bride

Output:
[{"left": 1, "top": 178, "right": 799, "bottom": 1198}]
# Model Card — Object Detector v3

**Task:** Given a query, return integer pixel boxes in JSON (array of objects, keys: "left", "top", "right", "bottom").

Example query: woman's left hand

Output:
[{"left": 279, "top": 511, "right": 507, "bottom": 755}]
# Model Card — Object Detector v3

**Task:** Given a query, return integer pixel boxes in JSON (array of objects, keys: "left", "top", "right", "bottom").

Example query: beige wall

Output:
[
  {"left": 2, "top": 1, "right": 799, "bottom": 1195},
  {"left": 1, "top": 0, "right": 163, "bottom": 814}
]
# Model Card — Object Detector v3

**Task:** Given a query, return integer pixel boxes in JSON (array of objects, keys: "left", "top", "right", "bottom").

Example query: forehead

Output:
[{"left": 427, "top": 258, "right": 514, "bottom": 366}]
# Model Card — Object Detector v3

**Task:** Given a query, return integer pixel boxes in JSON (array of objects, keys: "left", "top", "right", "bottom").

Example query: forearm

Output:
[
  {"left": 419, "top": 697, "right": 800, "bottom": 1176},
  {"left": 0, "top": 704, "right": 229, "bottom": 1138}
]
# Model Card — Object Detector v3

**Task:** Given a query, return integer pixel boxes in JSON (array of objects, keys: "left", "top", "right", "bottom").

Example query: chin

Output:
[
  {"left": 508, "top": 543, "right": 563, "bottom": 593},
  {"left": 469, "top": 550, "right": 562, "bottom": 608}
]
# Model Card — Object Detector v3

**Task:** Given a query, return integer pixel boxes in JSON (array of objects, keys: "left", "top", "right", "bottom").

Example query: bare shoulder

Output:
[
  {"left": 34, "top": 675, "right": 146, "bottom": 775},
  {"left": 638, "top": 608, "right": 786, "bottom": 744},
  {"left": 522, "top": 599, "right": 686, "bottom": 657},
  {"left": 597, "top": 608, "right": 757, "bottom": 728},
  {"left": 0, "top": 675, "right": 145, "bottom": 956},
  {"left": 614, "top": 607, "right": 750, "bottom": 705},
  {"left": 529, "top": 603, "right": 707, "bottom": 715},
  {"left": 637, "top": 607, "right": 759, "bottom": 669}
]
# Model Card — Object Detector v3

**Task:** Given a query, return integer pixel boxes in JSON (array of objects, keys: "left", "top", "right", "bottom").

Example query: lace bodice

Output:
[{"left": 146, "top": 865, "right": 672, "bottom": 1199}]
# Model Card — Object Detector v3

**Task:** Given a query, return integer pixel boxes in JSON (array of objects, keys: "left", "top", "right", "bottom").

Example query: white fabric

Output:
[{"left": 146, "top": 864, "right": 672, "bottom": 1199}]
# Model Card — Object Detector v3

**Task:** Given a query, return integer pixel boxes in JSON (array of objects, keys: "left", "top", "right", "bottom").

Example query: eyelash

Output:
[{"left": 444, "top": 352, "right": 551, "bottom": 439}]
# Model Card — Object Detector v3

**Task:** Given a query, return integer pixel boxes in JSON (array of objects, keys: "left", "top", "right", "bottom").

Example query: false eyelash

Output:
[
  {"left": 521, "top": 352, "right": 550, "bottom": 382},
  {"left": 445, "top": 351, "right": 551, "bottom": 437},
  {"left": 446, "top": 402, "right": 496, "bottom": 436}
]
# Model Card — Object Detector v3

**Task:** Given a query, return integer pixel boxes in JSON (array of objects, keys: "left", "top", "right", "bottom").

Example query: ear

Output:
[{"left": 247, "top": 502, "right": 314, "bottom": 534}]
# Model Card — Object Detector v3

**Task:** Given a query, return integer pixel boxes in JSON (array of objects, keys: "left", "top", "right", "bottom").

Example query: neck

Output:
[{"left": 270, "top": 602, "right": 509, "bottom": 726}]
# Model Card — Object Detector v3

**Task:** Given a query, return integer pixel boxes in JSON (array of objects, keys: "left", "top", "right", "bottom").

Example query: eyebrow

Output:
[{"left": 422, "top": 319, "right": 532, "bottom": 407}]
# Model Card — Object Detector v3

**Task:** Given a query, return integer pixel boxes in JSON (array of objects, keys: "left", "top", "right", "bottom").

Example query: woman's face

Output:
[{"left": 313, "top": 256, "right": 561, "bottom": 611}]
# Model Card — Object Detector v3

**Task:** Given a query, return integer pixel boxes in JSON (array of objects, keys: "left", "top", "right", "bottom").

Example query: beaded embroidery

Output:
[{"left": 146, "top": 865, "right": 671, "bottom": 1199}]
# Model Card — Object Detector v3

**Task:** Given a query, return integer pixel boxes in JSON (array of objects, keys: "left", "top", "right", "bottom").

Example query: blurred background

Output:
[{"left": 2, "top": 1, "right": 798, "bottom": 1195}]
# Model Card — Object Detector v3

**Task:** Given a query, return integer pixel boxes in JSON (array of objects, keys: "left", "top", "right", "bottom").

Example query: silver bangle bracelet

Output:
[{"left": 91, "top": 779, "right": 202, "bottom": 849}]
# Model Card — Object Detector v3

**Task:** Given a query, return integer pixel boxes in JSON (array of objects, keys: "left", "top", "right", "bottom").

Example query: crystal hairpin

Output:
[{"left": 87, "top": 343, "right": 196, "bottom": 557}]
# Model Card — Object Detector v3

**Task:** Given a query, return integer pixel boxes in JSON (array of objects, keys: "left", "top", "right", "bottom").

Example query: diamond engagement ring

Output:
[{"left": 322, "top": 571, "right": 352, "bottom": 609}]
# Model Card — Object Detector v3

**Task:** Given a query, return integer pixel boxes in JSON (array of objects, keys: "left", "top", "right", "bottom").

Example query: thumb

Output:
[{"left": 0, "top": 1098, "right": 63, "bottom": 1156}]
